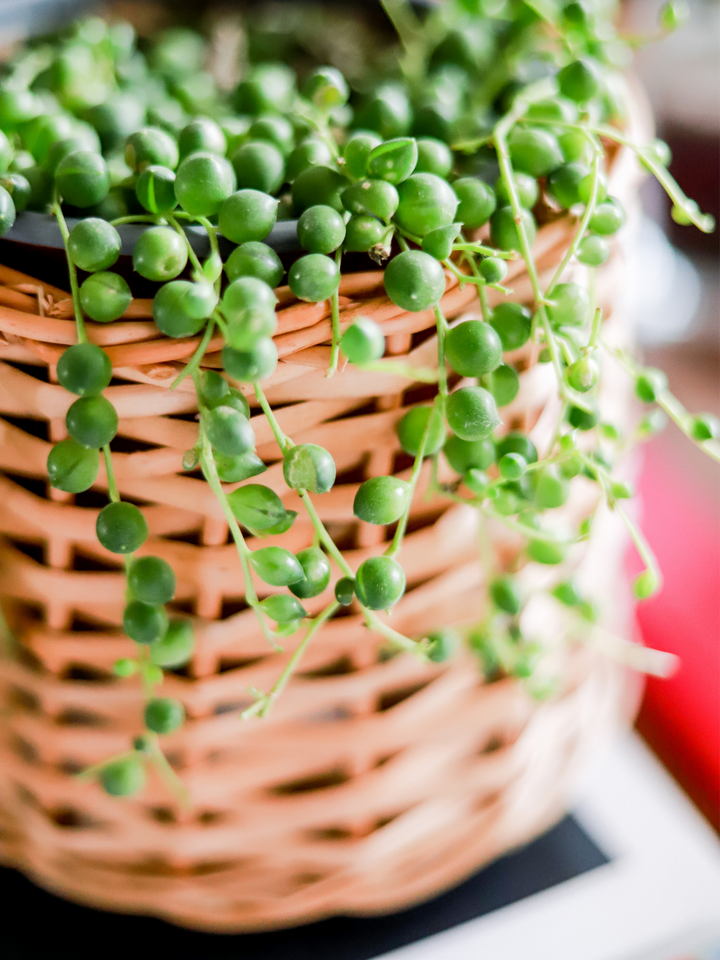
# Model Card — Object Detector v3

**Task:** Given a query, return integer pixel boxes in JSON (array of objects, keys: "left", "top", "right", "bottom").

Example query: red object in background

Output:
[{"left": 632, "top": 443, "right": 720, "bottom": 829}]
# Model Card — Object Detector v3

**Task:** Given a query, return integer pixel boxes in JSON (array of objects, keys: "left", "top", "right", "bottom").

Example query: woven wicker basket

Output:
[{"left": 0, "top": 108, "right": 647, "bottom": 930}]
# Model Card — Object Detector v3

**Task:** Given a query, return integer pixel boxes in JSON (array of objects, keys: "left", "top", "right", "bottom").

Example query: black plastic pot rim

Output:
[{"left": 4, "top": 210, "right": 301, "bottom": 257}]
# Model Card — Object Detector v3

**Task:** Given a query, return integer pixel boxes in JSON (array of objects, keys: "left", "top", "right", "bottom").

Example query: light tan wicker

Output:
[{"left": 0, "top": 118, "right": 645, "bottom": 930}]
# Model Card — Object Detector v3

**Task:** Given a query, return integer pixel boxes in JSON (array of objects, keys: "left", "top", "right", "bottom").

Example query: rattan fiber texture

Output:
[{"left": 0, "top": 133, "right": 642, "bottom": 931}]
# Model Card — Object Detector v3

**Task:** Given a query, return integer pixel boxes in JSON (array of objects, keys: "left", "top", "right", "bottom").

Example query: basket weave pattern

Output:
[{"left": 0, "top": 139, "right": 640, "bottom": 930}]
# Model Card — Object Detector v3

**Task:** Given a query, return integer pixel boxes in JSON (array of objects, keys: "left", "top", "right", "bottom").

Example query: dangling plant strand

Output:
[
  {"left": 0, "top": 0, "right": 713, "bottom": 800},
  {"left": 50, "top": 203, "right": 193, "bottom": 803}
]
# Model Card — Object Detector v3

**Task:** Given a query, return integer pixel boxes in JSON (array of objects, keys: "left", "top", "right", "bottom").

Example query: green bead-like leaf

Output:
[
  {"left": 490, "top": 577, "right": 522, "bottom": 615},
  {"left": 47, "top": 439, "right": 100, "bottom": 493},
  {"left": 101, "top": 756, "right": 146, "bottom": 797},
  {"left": 259, "top": 593, "right": 308, "bottom": 623},
  {"left": 421, "top": 222, "right": 462, "bottom": 261},
  {"left": 252, "top": 509, "right": 297, "bottom": 537},
  {"left": 527, "top": 539, "right": 569, "bottom": 565},
  {"left": 354, "top": 476, "right": 410, "bottom": 525},
  {"left": 205, "top": 405, "right": 255, "bottom": 458},
  {"left": 426, "top": 627, "right": 460, "bottom": 663},
  {"left": 227, "top": 484, "right": 287, "bottom": 531},
  {"left": 634, "top": 569, "right": 661, "bottom": 599},
  {"left": 535, "top": 467, "right": 569, "bottom": 509},
  {"left": 365, "top": 137, "right": 418, "bottom": 185},
  {"left": 214, "top": 451, "right": 267, "bottom": 483},
  {"left": 250, "top": 546, "right": 306, "bottom": 586},
  {"left": 144, "top": 697, "right": 184, "bottom": 734},
  {"left": 149, "top": 619, "right": 195, "bottom": 668},
  {"left": 290, "top": 547, "right": 331, "bottom": 599},
  {"left": 283, "top": 443, "right": 336, "bottom": 493}
]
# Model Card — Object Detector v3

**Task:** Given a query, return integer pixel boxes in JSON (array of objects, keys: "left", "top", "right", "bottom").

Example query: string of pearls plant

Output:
[{"left": 0, "top": 0, "right": 714, "bottom": 800}]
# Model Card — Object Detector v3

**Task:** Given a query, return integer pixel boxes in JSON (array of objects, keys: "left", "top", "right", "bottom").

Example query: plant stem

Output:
[
  {"left": 242, "top": 601, "right": 340, "bottom": 720},
  {"left": 76, "top": 750, "right": 137, "bottom": 781},
  {"left": 252, "top": 383, "right": 424, "bottom": 646},
  {"left": 167, "top": 214, "right": 204, "bottom": 276},
  {"left": 588, "top": 306, "right": 603, "bottom": 350},
  {"left": 254, "top": 381, "right": 292, "bottom": 452},
  {"left": 145, "top": 734, "right": 192, "bottom": 810},
  {"left": 453, "top": 242, "right": 515, "bottom": 259},
  {"left": 443, "top": 258, "right": 486, "bottom": 288},
  {"left": 195, "top": 215, "right": 220, "bottom": 261},
  {"left": 102, "top": 444, "right": 120, "bottom": 502},
  {"left": 385, "top": 306, "right": 446, "bottom": 560},
  {"left": 364, "top": 609, "right": 423, "bottom": 654},
  {"left": 526, "top": 118, "right": 715, "bottom": 234},
  {"left": 494, "top": 123, "right": 592, "bottom": 414},
  {"left": 545, "top": 142, "right": 602, "bottom": 298},
  {"left": 327, "top": 248, "right": 343, "bottom": 377},
  {"left": 465, "top": 253, "right": 491, "bottom": 319},
  {"left": 170, "top": 316, "right": 216, "bottom": 391},
  {"left": 57, "top": 193, "right": 191, "bottom": 806},
  {"left": 655, "top": 391, "right": 720, "bottom": 463},
  {"left": 433, "top": 304, "right": 449, "bottom": 404},
  {"left": 580, "top": 620, "right": 678, "bottom": 678},
  {"left": 579, "top": 452, "right": 662, "bottom": 587},
  {"left": 299, "top": 490, "right": 353, "bottom": 577},
  {"left": 386, "top": 401, "right": 434, "bottom": 559},
  {"left": 110, "top": 214, "right": 161, "bottom": 226},
  {"left": 378, "top": 0, "right": 425, "bottom": 86},
  {"left": 601, "top": 341, "right": 720, "bottom": 463},
  {"left": 196, "top": 406, "right": 280, "bottom": 650},
  {"left": 482, "top": 506, "right": 575, "bottom": 544},
  {"left": 53, "top": 193, "right": 87, "bottom": 343},
  {"left": 592, "top": 123, "right": 715, "bottom": 234}
]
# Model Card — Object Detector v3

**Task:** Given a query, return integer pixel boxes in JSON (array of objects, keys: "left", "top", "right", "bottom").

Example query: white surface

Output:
[
  {"left": 626, "top": 217, "right": 703, "bottom": 347},
  {"left": 377, "top": 734, "right": 720, "bottom": 960}
]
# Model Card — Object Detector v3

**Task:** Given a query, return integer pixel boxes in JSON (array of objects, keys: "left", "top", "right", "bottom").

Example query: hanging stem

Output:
[
  {"left": 465, "top": 254, "right": 491, "bottom": 319},
  {"left": 494, "top": 123, "right": 593, "bottom": 414},
  {"left": 53, "top": 192, "right": 87, "bottom": 342},
  {"left": 593, "top": 124, "right": 715, "bottom": 234},
  {"left": 601, "top": 341, "right": 720, "bottom": 463},
  {"left": 170, "top": 315, "right": 217, "bottom": 391},
  {"left": 364, "top": 609, "right": 424, "bottom": 654},
  {"left": 546, "top": 142, "right": 602, "bottom": 298},
  {"left": 242, "top": 601, "right": 340, "bottom": 720},
  {"left": 254, "top": 381, "right": 292, "bottom": 452},
  {"left": 579, "top": 452, "right": 662, "bottom": 589},
  {"left": 102, "top": 445, "right": 120, "bottom": 502},
  {"left": 195, "top": 404, "right": 280, "bottom": 650},
  {"left": 146, "top": 735, "right": 192, "bottom": 810},
  {"left": 166, "top": 214, "right": 204, "bottom": 276},
  {"left": 195, "top": 215, "right": 220, "bottom": 261},
  {"left": 588, "top": 306, "right": 603, "bottom": 350},
  {"left": 298, "top": 490, "right": 352, "bottom": 576},
  {"left": 453, "top": 242, "right": 516, "bottom": 259},
  {"left": 433, "top": 304, "right": 449, "bottom": 405},
  {"left": 386, "top": 401, "right": 435, "bottom": 559},
  {"left": 525, "top": 117, "right": 715, "bottom": 234},
  {"left": 110, "top": 214, "right": 160, "bottom": 226},
  {"left": 327, "top": 247, "right": 344, "bottom": 378}
]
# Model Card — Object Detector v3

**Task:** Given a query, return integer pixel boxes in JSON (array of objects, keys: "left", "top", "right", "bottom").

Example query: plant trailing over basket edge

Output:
[{"left": 0, "top": 0, "right": 715, "bottom": 801}]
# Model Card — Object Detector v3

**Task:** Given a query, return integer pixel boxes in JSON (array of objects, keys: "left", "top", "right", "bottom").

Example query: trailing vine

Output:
[{"left": 0, "top": 0, "right": 714, "bottom": 798}]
